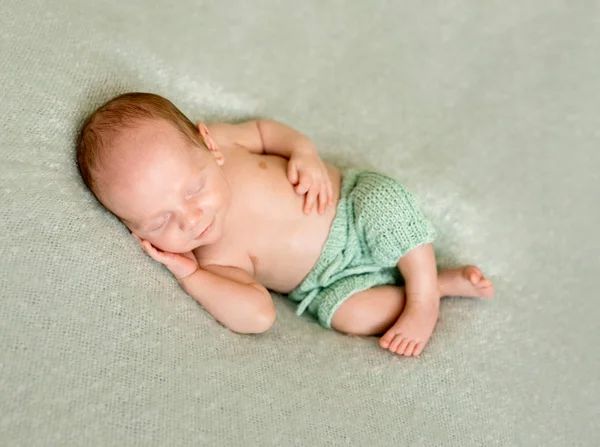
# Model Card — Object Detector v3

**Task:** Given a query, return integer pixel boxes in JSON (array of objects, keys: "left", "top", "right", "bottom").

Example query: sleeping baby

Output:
[{"left": 77, "top": 92, "right": 494, "bottom": 357}]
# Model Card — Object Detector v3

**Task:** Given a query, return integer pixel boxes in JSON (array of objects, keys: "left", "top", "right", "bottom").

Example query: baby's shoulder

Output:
[{"left": 208, "top": 121, "right": 263, "bottom": 154}]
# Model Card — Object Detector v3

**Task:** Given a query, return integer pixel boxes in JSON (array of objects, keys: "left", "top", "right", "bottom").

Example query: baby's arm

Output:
[
  {"left": 179, "top": 265, "right": 275, "bottom": 334},
  {"left": 208, "top": 119, "right": 316, "bottom": 159},
  {"left": 206, "top": 120, "right": 333, "bottom": 214},
  {"left": 135, "top": 236, "right": 275, "bottom": 334}
]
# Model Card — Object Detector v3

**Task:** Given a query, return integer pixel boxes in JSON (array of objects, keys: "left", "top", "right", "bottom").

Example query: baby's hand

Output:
[
  {"left": 133, "top": 235, "right": 199, "bottom": 280},
  {"left": 287, "top": 148, "right": 333, "bottom": 215}
]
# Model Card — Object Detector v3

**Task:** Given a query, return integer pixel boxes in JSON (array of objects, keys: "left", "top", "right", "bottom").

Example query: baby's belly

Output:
[
  {"left": 254, "top": 213, "right": 335, "bottom": 293},
  {"left": 235, "top": 156, "right": 342, "bottom": 293}
]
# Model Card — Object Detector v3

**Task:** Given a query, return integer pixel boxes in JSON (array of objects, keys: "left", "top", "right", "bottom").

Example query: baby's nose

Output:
[{"left": 183, "top": 207, "right": 203, "bottom": 231}]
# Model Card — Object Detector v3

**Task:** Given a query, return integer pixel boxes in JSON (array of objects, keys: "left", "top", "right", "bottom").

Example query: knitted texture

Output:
[{"left": 289, "top": 169, "right": 436, "bottom": 327}]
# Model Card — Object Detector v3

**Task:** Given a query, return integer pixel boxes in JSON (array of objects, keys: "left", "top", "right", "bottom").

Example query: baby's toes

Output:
[
  {"left": 379, "top": 331, "right": 395, "bottom": 349},
  {"left": 479, "top": 282, "right": 495, "bottom": 298},
  {"left": 464, "top": 265, "right": 483, "bottom": 284},
  {"left": 396, "top": 338, "right": 411, "bottom": 355},
  {"left": 404, "top": 340, "right": 418, "bottom": 357},
  {"left": 413, "top": 342, "right": 426, "bottom": 357},
  {"left": 388, "top": 334, "right": 405, "bottom": 353},
  {"left": 479, "top": 278, "right": 493, "bottom": 288}
]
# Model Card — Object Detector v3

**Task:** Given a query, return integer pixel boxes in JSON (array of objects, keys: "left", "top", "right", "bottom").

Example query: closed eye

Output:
[
  {"left": 186, "top": 181, "right": 204, "bottom": 199},
  {"left": 149, "top": 213, "right": 171, "bottom": 232}
]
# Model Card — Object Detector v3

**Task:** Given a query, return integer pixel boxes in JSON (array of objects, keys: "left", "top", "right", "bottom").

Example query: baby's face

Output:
[{"left": 98, "top": 120, "right": 231, "bottom": 253}]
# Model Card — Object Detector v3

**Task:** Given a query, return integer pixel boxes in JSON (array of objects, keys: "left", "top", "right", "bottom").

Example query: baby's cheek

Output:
[{"left": 151, "top": 231, "right": 188, "bottom": 253}]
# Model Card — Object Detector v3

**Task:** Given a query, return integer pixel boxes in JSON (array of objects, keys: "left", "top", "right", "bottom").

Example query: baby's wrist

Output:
[
  {"left": 175, "top": 266, "right": 200, "bottom": 282},
  {"left": 292, "top": 144, "right": 317, "bottom": 158}
]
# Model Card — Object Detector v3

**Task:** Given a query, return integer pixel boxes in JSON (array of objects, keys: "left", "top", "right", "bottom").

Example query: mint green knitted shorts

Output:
[{"left": 288, "top": 169, "right": 436, "bottom": 328}]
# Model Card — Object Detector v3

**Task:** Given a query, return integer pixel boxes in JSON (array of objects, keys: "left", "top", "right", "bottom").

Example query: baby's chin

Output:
[
  {"left": 160, "top": 242, "right": 202, "bottom": 254},
  {"left": 167, "top": 237, "right": 215, "bottom": 254},
  {"left": 146, "top": 223, "right": 222, "bottom": 253}
]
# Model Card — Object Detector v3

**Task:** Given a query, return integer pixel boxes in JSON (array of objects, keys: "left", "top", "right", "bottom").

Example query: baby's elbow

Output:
[
  {"left": 231, "top": 304, "right": 275, "bottom": 335},
  {"left": 250, "top": 305, "right": 276, "bottom": 334},
  {"left": 246, "top": 287, "right": 276, "bottom": 334}
]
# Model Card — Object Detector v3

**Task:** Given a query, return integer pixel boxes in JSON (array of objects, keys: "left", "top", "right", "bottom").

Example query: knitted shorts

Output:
[{"left": 288, "top": 169, "right": 437, "bottom": 328}]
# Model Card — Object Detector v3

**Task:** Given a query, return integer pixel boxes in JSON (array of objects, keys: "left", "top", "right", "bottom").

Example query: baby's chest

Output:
[{"left": 228, "top": 153, "right": 307, "bottom": 216}]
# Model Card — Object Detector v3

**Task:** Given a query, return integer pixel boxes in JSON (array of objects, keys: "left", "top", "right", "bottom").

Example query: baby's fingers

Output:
[
  {"left": 132, "top": 233, "right": 150, "bottom": 254},
  {"left": 303, "top": 186, "right": 319, "bottom": 214},
  {"left": 294, "top": 172, "right": 312, "bottom": 195},
  {"left": 287, "top": 161, "right": 299, "bottom": 185},
  {"left": 141, "top": 240, "right": 162, "bottom": 260},
  {"left": 136, "top": 237, "right": 166, "bottom": 263},
  {"left": 327, "top": 178, "right": 334, "bottom": 205},
  {"left": 317, "top": 184, "right": 328, "bottom": 215}
]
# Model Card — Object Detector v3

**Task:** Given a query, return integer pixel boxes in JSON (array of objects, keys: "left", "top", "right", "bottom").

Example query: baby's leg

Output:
[
  {"left": 331, "top": 286, "right": 407, "bottom": 336},
  {"left": 379, "top": 243, "right": 440, "bottom": 357},
  {"left": 331, "top": 262, "right": 494, "bottom": 356}
]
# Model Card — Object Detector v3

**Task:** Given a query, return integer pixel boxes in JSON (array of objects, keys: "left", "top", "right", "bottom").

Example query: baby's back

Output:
[{"left": 206, "top": 146, "right": 341, "bottom": 293}]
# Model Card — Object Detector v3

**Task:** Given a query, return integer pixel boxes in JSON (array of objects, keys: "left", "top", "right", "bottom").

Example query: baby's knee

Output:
[
  {"left": 330, "top": 286, "right": 405, "bottom": 336},
  {"left": 331, "top": 301, "right": 364, "bottom": 335},
  {"left": 331, "top": 292, "right": 378, "bottom": 336}
]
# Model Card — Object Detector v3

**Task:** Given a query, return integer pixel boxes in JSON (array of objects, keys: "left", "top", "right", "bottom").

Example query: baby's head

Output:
[{"left": 77, "top": 92, "right": 230, "bottom": 253}]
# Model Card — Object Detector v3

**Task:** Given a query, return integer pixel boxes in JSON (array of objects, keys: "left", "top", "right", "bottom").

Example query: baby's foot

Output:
[
  {"left": 378, "top": 265, "right": 494, "bottom": 357},
  {"left": 439, "top": 265, "right": 495, "bottom": 299},
  {"left": 379, "top": 297, "right": 439, "bottom": 357}
]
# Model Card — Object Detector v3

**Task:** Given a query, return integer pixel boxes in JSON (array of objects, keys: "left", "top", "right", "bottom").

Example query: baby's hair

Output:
[{"left": 76, "top": 92, "right": 203, "bottom": 194}]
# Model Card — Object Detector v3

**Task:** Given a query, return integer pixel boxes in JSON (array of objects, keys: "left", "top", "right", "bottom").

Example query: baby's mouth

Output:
[{"left": 194, "top": 220, "right": 214, "bottom": 240}]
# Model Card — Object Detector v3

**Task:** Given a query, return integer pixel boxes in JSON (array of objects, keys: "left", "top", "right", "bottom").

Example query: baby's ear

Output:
[
  {"left": 214, "top": 151, "right": 225, "bottom": 166},
  {"left": 197, "top": 122, "right": 224, "bottom": 166},
  {"left": 197, "top": 122, "right": 219, "bottom": 152}
]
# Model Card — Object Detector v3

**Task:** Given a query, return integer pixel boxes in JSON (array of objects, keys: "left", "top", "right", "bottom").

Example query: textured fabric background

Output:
[{"left": 1, "top": 1, "right": 599, "bottom": 445}]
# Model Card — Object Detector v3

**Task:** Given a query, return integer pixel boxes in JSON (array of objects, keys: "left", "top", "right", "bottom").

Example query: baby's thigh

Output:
[
  {"left": 352, "top": 171, "right": 436, "bottom": 266},
  {"left": 331, "top": 285, "right": 406, "bottom": 336}
]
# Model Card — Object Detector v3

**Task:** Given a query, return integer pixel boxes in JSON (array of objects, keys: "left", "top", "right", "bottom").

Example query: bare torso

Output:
[{"left": 194, "top": 144, "right": 341, "bottom": 294}]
